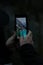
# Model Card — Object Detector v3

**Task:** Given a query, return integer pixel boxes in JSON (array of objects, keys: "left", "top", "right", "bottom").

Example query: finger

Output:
[
  {"left": 17, "top": 37, "right": 24, "bottom": 43},
  {"left": 17, "top": 36, "right": 20, "bottom": 39},
  {"left": 27, "top": 30, "right": 32, "bottom": 38},
  {"left": 28, "top": 30, "right": 32, "bottom": 36}
]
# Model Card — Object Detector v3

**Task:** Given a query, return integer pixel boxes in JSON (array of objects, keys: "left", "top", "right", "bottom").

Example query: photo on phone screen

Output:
[{"left": 16, "top": 17, "right": 27, "bottom": 38}]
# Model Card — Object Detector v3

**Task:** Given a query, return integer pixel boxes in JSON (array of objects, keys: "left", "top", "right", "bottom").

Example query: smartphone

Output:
[{"left": 15, "top": 15, "right": 28, "bottom": 38}]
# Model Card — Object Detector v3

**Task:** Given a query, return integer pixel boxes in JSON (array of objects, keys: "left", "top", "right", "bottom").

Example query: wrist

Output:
[
  {"left": 20, "top": 42, "right": 29, "bottom": 46},
  {"left": 20, "top": 41, "right": 33, "bottom": 46}
]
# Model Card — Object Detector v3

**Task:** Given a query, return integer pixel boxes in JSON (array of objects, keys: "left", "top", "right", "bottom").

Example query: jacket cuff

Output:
[{"left": 19, "top": 44, "right": 34, "bottom": 52}]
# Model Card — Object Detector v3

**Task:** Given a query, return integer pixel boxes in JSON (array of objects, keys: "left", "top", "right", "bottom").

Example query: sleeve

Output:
[{"left": 19, "top": 44, "right": 43, "bottom": 65}]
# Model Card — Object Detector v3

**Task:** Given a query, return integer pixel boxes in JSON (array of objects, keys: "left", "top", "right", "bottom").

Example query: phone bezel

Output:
[{"left": 15, "top": 15, "right": 28, "bottom": 36}]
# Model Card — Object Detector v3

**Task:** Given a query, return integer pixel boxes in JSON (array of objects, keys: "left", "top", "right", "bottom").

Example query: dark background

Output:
[{"left": 0, "top": 0, "right": 43, "bottom": 55}]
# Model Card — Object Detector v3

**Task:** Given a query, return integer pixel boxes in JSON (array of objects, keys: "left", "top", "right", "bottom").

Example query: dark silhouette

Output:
[
  {"left": 19, "top": 44, "right": 43, "bottom": 65},
  {"left": 0, "top": 10, "right": 11, "bottom": 64}
]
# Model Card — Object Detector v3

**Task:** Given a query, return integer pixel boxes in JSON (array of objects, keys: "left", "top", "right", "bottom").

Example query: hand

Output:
[
  {"left": 26, "top": 30, "right": 33, "bottom": 44},
  {"left": 6, "top": 32, "right": 16, "bottom": 46},
  {"left": 18, "top": 30, "right": 33, "bottom": 46}
]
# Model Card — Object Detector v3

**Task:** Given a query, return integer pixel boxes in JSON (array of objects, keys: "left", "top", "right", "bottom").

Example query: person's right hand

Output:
[{"left": 17, "top": 30, "right": 33, "bottom": 46}]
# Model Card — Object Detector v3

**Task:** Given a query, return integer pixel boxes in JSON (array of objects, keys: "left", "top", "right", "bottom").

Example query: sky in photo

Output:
[{"left": 16, "top": 17, "right": 26, "bottom": 27}]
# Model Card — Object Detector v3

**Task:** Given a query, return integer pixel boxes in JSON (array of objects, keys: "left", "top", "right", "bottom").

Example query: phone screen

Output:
[{"left": 16, "top": 17, "right": 27, "bottom": 38}]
